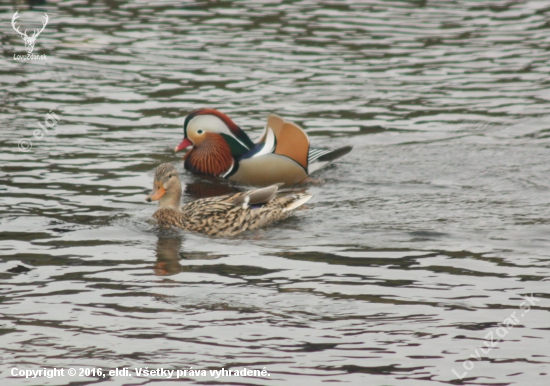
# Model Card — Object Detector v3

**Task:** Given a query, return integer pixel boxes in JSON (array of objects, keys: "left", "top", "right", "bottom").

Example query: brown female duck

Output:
[{"left": 146, "top": 163, "right": 313, "bottom": 237}]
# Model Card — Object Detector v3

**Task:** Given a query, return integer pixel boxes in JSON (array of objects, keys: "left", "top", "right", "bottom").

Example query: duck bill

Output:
[
  {"left": 146, "top": 185, "right": 166, "bottom": 202},
  {"left": 174, "top": 138, "right": 193, "bottom": 153}
]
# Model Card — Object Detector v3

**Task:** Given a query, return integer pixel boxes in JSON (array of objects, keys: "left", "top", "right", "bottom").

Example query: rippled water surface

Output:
[{"left": 1, "top": 1, "right": 550, "bottom": 385}]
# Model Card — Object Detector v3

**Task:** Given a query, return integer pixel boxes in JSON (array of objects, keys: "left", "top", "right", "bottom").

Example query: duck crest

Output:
[
  {"left": 184, "top": 133, "right": 234, "bottom": 176},
  {"left": 184, "top": 108, "right": 254, "bottom": 151}
]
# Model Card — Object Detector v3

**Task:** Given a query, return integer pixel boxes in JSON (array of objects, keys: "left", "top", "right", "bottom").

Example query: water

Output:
[{"left": 1, "top": 1, "right": 549, "bottom": 385}]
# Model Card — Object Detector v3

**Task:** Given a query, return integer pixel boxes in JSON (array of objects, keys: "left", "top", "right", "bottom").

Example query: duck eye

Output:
[{"left": 197, "top": 129, "right": 204, "bottom": 134}]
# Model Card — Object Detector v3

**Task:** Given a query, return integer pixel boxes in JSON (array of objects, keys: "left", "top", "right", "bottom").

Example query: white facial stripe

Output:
[{"left": 187, "top": 115, "right": 249, "bottom": 149}]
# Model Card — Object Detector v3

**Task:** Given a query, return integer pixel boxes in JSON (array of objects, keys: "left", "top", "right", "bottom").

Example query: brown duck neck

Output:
[
  {"left": 158, "top": 183, "right": 183, "bottom": 210},
  {"left": 184, "top": 133, "right": 234, "bottom": 177}
]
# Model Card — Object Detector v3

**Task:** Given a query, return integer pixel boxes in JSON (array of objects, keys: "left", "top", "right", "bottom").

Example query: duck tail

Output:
[
  {"left": 282, "top": 193, "right": 313, "bottom": 212},
  {"left": 308, "top": 145, "right": 352, "bottom": 173}
]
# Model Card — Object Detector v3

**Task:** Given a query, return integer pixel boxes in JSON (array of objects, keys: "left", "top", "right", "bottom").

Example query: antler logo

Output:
[{"left": 12, "top": 11, "right": 49, "bottom": 54}]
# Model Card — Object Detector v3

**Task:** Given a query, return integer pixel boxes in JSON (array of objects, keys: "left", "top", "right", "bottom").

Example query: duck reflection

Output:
[
  {"left": 153, "top": 233, "right": 225, "bottom": 276},
  {"left": 183, "top": 179, "right": 241, "bottom": 199},
  {"left": 154, "top": 234, "right": 183, "bottom": 275}
]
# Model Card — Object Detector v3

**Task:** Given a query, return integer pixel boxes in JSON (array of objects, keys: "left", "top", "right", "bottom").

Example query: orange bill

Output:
[{"left": 146, "top": 183, "right": 166, "bottom": 202}]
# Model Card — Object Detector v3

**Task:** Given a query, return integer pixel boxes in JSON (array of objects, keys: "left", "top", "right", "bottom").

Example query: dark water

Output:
[{"left": 1, "top": 1, "right": 549, "bottom": 385}]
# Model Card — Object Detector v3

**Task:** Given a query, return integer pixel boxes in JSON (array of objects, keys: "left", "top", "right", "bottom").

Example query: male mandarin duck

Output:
[
  {"left": 146, "top": 163, "right": 312, "bottom": 237},
  {"left": 174, "top": 109, "right": 352, "bottom": 186}
]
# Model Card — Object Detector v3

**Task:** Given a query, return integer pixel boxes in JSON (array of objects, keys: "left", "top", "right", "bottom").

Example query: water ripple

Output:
[{"left": 1, "top": 1, "right": 550, "bottom": 385}]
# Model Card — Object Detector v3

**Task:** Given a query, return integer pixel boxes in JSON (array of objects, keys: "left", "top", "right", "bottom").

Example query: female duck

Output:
[
  {"left": 174, "top": 109, "right": 352, "bottom": 186},
  {"left": 146, "top": 163, "right": 312, "bottom": 237}
]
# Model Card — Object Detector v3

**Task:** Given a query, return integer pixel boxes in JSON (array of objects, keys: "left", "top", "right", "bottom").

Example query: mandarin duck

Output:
[
  {"left": 174, "top": 109, "right": 352, "bottom": 186},
  {"left": 146, "top": 163, "right": 312, "bottom": 237}
]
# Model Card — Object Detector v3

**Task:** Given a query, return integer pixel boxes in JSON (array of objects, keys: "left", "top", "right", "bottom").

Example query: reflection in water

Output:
[
  {"left": 1, "top": 0, "right": 550, "bottom": 384},
  {"left": 154, "top": 233, "right": 183, "bottom": 276},
  {"left": 154, "top": 232, "right": 226, "bottom": 275},
  {"left": 184, "top": 180, "right": 241, "bottom": 199}
]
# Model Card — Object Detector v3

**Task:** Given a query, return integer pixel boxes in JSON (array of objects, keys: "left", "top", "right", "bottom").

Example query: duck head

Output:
[
  {"left": 146, "top": 163, "right": 182, "bottom": 209},
  {"left": 174, "top": 109, "right": 255, "bottom": 177}
]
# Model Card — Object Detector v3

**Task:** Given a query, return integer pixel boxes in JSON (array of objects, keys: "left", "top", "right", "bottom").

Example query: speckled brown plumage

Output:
[{"left": 147, "top": 163, "right": 312, "bottom": 237}]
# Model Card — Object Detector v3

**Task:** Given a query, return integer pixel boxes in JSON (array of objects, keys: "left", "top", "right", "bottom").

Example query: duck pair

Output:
[{"left": 147, "top": 109, "right": 352, "bottom": 237}]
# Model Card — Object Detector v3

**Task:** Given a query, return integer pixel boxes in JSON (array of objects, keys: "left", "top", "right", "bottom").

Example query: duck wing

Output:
[
  {"left": 225, "top": 184, "right": 279, "bottom": 207},
  {"left": 249, "top": 114, "right": 310, "bottom": 172},
  {"left": 182, "top": 197, "right": 235, "bottom": 218}
]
